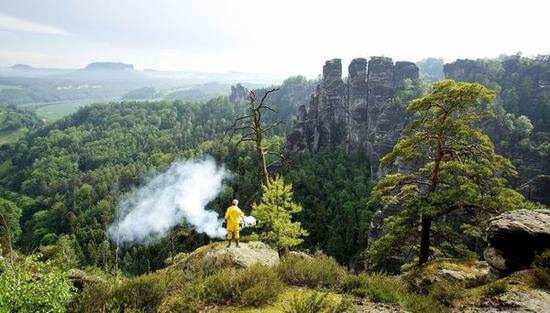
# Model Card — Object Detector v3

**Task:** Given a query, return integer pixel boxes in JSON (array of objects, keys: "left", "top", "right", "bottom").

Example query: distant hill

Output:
[
  {"left": 83, "top": 62, "right": 134, "bottom": 71},
  {"left": 10, "top": 64, "right": 34, "bottom": 70}
]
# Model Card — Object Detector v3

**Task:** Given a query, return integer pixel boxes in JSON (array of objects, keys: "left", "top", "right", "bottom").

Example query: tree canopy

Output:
[{"left": 369, "top": 80, "right": 526, "bottom": 269}]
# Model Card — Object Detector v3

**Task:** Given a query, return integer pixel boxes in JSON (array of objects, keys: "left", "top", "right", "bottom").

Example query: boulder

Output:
[
  {"left": 456, "top": 289, "right": 550, "bottom": 313},
  {"left": 483, "top": 247, "right": 509, "bottom": 272},
  {"left": 484, "top": 209, "right": 550, "bottom": 272},
  {"left": 181, "top": 241, "right": 279, "bottom": 270},
  {"left": 406, "top": 259, "right": 495, "bottom": 292},
  {"left": 68, "top": 269, "right": 105, "bottom": 290},
  {"left": 452, "top": 270, "right": 550, "bottom": 313},
  {"left": 287, "top": 250, "right": 313, "bottom": 260}
]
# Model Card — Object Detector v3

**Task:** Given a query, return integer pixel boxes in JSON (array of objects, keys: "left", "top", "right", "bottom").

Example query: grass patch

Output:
[
  {"left": 283, "top": 290, "right": 353, "bottom": 313},
  {"left": 533, "top": 250, "right": 550, "bottom": 291},
  {"left": 0, "top": 127, "right": 27, "bottom": 145},
  {"left": 19, "top": 99, "right": 104, "bottom": 121},
  {"left": 276, "top": 254, "right": 345, "bottom": 290},
  {"left": 203, "top": 264, "right": 283, "bottom": 307},
  {"left": 483, "top": 280, "right": 508, "bottom": 297}
]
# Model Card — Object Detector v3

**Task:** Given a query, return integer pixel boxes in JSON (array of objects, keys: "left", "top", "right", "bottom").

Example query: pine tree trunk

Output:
[{"left": 419, "top": 216, "right": 432, "bottom": 265}]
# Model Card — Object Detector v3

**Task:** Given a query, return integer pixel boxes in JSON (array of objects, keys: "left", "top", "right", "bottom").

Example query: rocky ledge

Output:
[{"left": 484, "top": 209, "right": 550, "bottom": 272}]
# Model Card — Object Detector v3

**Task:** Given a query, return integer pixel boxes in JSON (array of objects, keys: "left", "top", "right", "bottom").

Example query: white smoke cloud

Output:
[{"left": 109, "top": 158, "right": 228, "bottom": 244}]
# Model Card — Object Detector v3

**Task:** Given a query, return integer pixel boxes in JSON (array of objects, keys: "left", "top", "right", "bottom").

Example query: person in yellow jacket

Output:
[{"left": 225, "top": 199, "right": 245, "bottom": 248}]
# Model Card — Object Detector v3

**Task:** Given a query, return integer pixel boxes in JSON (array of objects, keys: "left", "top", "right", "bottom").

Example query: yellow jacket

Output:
[{"left": 225, "top": 205, "right": 244, "bottom": 231}]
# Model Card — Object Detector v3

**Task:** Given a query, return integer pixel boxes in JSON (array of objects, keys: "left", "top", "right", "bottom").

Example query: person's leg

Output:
[
  {"left": 227, "top": 230, "right": 232, "bottom": 247},
  {"left": 235, "top": 229, "right": 240, "bottom": 247}
]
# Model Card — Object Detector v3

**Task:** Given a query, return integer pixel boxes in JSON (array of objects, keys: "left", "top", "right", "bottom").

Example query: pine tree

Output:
[
  {"left": 369, "top": 80, "right": 526, "bottom": 268},
  {"left": 252, "top": 176, "right": 308, "bottom": 253}
]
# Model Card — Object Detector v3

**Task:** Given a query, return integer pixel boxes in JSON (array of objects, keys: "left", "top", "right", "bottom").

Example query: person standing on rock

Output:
[{"left": 225, "top": 199, "right": 244, "bottom": 248}]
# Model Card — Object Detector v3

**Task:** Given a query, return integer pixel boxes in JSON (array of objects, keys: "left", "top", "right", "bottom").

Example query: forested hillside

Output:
[
  {"left": 444, "top": 54, "right": 550, "bottom": 191},
  {"left": 0, "top": 104, "right": 42, "bottom": 144},
  {"left": 0, "top": 94, "right": 372, "bottom": 275},
  {"left": 1, "top": 55, "right": 550, "bottom": 313}
]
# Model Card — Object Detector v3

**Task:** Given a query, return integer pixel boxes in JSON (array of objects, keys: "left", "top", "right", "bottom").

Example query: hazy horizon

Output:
[{"left": 1, "top": 0, "right": 549, "bottom": 77}]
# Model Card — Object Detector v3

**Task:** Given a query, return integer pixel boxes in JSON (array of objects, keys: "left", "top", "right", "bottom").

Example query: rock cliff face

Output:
[
  {"left": 287, "top": 57, "right": 419, "bottom": 177},
  {"left": 229, "top": 83, "right": 249, "bottom": 103}
]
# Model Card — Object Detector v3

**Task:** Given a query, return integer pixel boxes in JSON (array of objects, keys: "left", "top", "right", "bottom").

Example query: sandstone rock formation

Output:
[
  {"left": 229, "top": 83, "right": 249, "bottom": 103},
  {"left": 517, "top": 175, "right": 550, "bottom": 204},
  {"left": 484, "top": 209, "right": 550, "bottom": 272},
  {"left": 179, "top": 241, "right": 279, "bottom": 270},
  {"left": 286, "top": 56, "right": 419, "bottom": 177},
  {"left": 452, "top": 270, "right": 550, "bottom": 313},
  {"left": 406, "top": 259, "right": 495, "bottom": 292},
  {"left": 318, "top": 59, "right": 347, "bottom": 149}
]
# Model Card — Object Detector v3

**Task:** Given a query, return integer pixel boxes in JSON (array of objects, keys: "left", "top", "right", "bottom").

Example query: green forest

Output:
[{"left": 1, "top": 55, "right": 550, "bottom": 313}]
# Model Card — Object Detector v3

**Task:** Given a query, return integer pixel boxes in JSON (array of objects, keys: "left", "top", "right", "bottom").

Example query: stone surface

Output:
[
  {"left": 185, "top": 241, "right": 280, "bottom": 269},
  {"left": 485, "top": 209, "right": 550, "bottom": 272},
  {"left": 483, "top": 247, "right": 509, "bottom": 272},
  {"left": 348, "top": 58, "right": 368, "bottom": 149},
  {"left": 518, "top": 175, "right": 550, "bottom": 205},
  {"left": 406, "top": 259, "right": 494, "bottom": 292},
  {"left": 287, "top": 250, "right": 313, "bottom": 260},
  {"left": 286, "top": 56, "right": 418, "bottom": 174},
  {"left": 394, "top": 61, "right": 419, "bottom": 89},
  {"left": 456, "top": 288, "right": 550, "bottom": 313},
  {"left": 68, "top": 269, "right": 105, "bottom": 290},
  {"left": 318, "top": 58, "right": 347, "bottom": 149}
]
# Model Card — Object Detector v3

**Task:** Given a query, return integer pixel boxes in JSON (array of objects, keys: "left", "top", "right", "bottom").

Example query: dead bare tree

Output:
[{"left": 227, "top": 88, "right": 281, "bottom": 186}]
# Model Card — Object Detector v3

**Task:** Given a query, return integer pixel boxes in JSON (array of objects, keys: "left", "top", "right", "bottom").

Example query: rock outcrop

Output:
[
  {"left": 286, "top": 56, "right": 419, "bottom": 177},
  {"left": 452, "top": 270, "right": 550, "bottom": 313},
  {"left": 229, "top": 83, "right": 249, "bottom": 103},
  {"left": 517, "top": 175, "right": 550, "bottom": 205},
  {"left": 178, "top": 241, "right": 280, "bottom": 270},
  {"left": 348, "top": 58, "right": 368, "bottom": 148},
  {"left": 484, "top": 209, "right": 550, "bottom": 272},
  {"left": 406, "top": 259, "right": 495, "bottom": 292},
  {"left": 318, "top": 59, "right": 347, "bottom": 149}
]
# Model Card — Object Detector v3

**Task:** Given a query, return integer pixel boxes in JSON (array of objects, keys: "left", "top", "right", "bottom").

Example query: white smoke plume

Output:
[{"left": 109, "top": 158, "right": 228, "bottom": 244}]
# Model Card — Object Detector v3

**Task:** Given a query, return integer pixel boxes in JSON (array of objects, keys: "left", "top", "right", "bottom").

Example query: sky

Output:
[{"left": 0, "top": 0, "right": 549, "bottom": 77}]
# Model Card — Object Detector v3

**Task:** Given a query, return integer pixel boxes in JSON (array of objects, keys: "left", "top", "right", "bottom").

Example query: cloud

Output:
[
  {"left": 0, "top": 13, "right": 69, "bottom": 35},
  {"left": 0, "top": 49, "right": 56, "bottom": 67}
]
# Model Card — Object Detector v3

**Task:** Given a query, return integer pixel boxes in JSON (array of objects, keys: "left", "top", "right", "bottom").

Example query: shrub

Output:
[
  {"left": 339, "top": 272, "right": 450, "bottom": 313},
  {"left": 533, "top": 249, "right": 550, "bottom": 291},
  {"left": 339, "top": 273, "right": 369, "bottom": 297},
  {"left": 363, "top": 274, "right": 405, "bottom": 303},
  {"left": 277, "top": 254, "right": 345, "bottom": 290},
  {"left": 109, "top": 274, "right": 167, "bottom": 312},
  {"left": 483, "top": 280, "right": 508, "bottom": 297},
  {"left": 157, "top": 283, "right": 205, "bottom": 313},
  {"left": 76, "top": 281, "right": 113, "bottom": 313},
  {"left": 77, "top": 271, "right": 174, "bottom": 313},
  {"left": 283, "top": 291, "right": 353, "bottom": 313},
  {"left": 427, "top": 280, "right": 465, "bottom": 306},
  {"left": 0, "top": 254, "right": 75, "bottom": 313},
  {"left": 203, "top": 264, "right": 283, "bottom": 306}
]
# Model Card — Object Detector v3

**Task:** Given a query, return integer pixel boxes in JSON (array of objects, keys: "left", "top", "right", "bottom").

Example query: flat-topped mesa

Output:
[{"left": 318, "top": 59, "right": 346, "bottom": 149}]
